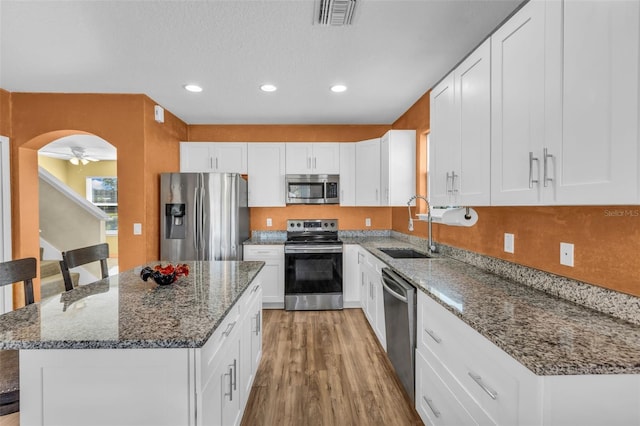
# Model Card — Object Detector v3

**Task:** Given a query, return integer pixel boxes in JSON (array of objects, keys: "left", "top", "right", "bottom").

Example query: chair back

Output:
[
  {"left": 0, "top": 257, "right": 37, "bottom": 305},
  {"left": 59, "top": 243, "right": 109, "bottom": 291}
]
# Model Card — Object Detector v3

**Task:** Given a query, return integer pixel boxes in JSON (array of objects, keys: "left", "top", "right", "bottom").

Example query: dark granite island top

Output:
[{"left": 0, "top": 260, "right": 265, "bottom": 350}]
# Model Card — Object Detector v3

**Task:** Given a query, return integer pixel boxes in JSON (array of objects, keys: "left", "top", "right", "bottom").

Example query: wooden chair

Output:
[
  {"left": 0, "top": 257, "right": 37, "bottom": 416},
  {"left": 59, "top": 243, "right": 110, "bottom": 291}
]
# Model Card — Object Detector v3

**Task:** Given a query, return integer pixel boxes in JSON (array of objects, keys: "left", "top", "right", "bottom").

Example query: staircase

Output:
[{"left": 39, "top": 250, "right": 79, "bottom": 299}]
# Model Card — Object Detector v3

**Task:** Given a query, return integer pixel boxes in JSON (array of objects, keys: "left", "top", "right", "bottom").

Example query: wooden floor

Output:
[
  {"left": 0, "top": 309, "right": 422, "bottom": 426},
  {"left": 241, "top": 309, "right": 423, "bottom": 426},
  {"left": 0, "top": 412, "right": 18, "bottom": 426}
]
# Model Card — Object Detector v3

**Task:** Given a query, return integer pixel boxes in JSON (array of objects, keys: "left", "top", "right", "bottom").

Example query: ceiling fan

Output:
[{"left": 68, "top": 147, "right": 99, "bottom": 166}]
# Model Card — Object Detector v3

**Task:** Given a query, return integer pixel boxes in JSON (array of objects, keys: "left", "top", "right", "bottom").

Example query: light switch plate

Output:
[
  {"left": 504, "top": 233, "right": 514, "bottom": 254},
  {"left": 133, "top": 223, "right": 142, "bottom": 235},
  {"left": 365, "top": 218, "right": 371, "bottom": 227},
  {"left": 560, "top": 242, "right": 574, "bottom": 267},
  {"left": 266, "top": 218, "right": 272, "bottom": 227}
]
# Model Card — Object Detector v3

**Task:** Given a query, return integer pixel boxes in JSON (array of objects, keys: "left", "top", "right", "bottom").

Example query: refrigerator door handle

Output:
[
  {"left": 199, "top": 179, "right": 206, "bottom": 260},
  {"left": 193, "top": 185, "right": 199, "bottom": 253}
]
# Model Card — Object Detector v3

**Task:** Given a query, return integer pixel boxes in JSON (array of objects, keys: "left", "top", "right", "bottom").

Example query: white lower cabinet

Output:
[
  {"left": 416, "top": 290, "right": 640, "bottom": 426},
  {"left": 197, "top": 275, "right": 263, "bottom": 426},
  {"left": 415, "top": 350, "right": 478, "bottom": 426},
  {"left": 243, "top": 245, "right": 284, "bottom": 308},
  {"left": 240, "top": 278, "right": 263, "bottom": 412},
  {"left": 342, "top": 244, "right": 361, "bottom": 307},
  {"left": 358, "top": 248, "right": 386, "bottom": 351}
]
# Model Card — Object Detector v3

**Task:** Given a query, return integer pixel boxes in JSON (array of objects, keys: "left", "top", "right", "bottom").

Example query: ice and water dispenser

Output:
[{"left": 165, "top": 203, "right": 186, "bottom": 239}]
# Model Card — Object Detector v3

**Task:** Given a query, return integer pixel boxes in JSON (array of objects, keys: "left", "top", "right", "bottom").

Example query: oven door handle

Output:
[{"left": 285, "top": 245, "right": 343, "bottom": 254}]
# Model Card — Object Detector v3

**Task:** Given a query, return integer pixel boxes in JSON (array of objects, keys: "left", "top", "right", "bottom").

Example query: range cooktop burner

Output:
[{"left": 286, "top": 219, "right": 340, "bottom": 244}]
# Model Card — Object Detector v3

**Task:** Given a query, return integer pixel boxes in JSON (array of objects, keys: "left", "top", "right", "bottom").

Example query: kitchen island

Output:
[{"left": 0, "top": 260, "right": 265, "bottom": 426}]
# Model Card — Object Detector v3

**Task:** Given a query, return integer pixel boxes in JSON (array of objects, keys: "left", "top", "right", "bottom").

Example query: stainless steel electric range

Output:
[{"left": 284, "top": 219, "right": 343, "bottom": 311}]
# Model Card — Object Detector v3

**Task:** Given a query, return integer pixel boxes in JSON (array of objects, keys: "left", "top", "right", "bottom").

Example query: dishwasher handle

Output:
[{"left": 382, "top": 268, "right": 412, "bottom": 303}]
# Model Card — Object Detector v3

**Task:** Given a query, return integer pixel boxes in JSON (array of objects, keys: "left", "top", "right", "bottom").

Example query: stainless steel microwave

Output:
[{"left": 285, "top": 174, "right": 339, "bottom": 204}]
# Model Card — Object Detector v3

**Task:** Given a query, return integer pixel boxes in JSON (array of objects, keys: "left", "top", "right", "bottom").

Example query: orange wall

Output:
[
  {"left": 188, "top": 124, "right": 390, "bottom": 142},
  {"left": 143, "top": 98, "right": 186, "bottom": 261},
  {"left": 5, "top": 87, "right": 640, "bottom": 300},
  {"left": 188, "top": 124, "right": 393, "bottom": 231},
  {"left": 392, "top": 89, "right": 640, "bottom": 298},
  {"left": 7, "top": 93, "right": 186, "bottom": 305},
  {"left": 0, "top": 89, "right": 10, "bottom": 136}
]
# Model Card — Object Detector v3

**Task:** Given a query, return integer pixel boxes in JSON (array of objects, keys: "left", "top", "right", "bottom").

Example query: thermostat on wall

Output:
[{"left": 154, "top": 105, "right": 164, "bottom": 123}]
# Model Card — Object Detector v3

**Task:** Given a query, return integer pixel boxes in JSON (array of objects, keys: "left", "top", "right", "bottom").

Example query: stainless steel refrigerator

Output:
[{"left": 160, "top": 173, "right": 249, "bottom": 261}]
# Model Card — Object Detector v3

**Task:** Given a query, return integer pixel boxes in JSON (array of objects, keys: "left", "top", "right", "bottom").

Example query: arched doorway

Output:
[{"left": 36, "top": 134, "right": 118, "bottom": 296}]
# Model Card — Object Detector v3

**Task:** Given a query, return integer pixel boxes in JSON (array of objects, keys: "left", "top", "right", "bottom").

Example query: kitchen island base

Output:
[{"left": 20, "top": 348, "right": 195, "bottom": 426}]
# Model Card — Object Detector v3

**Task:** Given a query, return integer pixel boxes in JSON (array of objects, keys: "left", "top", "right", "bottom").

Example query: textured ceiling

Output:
[{"left": 0, "top": 0, "right": 524, "bottom": 125}]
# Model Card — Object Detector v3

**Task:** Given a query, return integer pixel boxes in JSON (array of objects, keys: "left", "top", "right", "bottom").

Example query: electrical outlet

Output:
[
  {"left": 266, "top": 218, "right": 272, "bottom": 227},
  {"left": 504, "top": 233, "right": 514, "bottom": 254},
  {"left": 365, "top": 218, "right": 371, "bottom": 227},
  {"left": 560, "top": 242, "right": 574, "bottom": 267},
  {"left": 133, "top": 223, "right": 142, "bottom": 235}
]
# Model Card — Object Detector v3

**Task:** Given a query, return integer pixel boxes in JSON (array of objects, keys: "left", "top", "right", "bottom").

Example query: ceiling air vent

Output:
[{"left": 316, "top": 0, "right": 357, "bottom": 26}]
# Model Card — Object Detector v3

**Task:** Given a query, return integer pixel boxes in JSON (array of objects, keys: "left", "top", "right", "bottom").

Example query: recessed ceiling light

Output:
[
  {"left": 184, "top": 84, "right": 203, "bottom": 93},
  {"left": 331, "top": 84, "right": 347, "bottom": 93},
  {"left": 260, "top": 84, "right": 277, "bottom": 92}
]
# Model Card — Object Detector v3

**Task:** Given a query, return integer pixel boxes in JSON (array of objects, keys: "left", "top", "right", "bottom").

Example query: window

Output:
[{"left": 86, "top": 177, "right": 118, "bottom": 235}]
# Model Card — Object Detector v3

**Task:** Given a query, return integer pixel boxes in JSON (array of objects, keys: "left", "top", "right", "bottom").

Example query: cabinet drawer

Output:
[
  {"left": 417, "top": 291, "right": 464, "bottom": 367},
  {"left": 242, "top": 275, "right": 263, "bottom": 311},
  {"left": 244, "top": 245, "right": 283, "bottom": 261},
  {"left": 418, "top": 291, "right": 531, "bottom": 425},
  {"left": 199, "top": 303, "right": 241, "bottom": 374},
  {"left": 416, "top": 349, "right": 478, "bottom": 426}
]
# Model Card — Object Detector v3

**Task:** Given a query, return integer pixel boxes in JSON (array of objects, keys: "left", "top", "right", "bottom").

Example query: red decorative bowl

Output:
[{"left": 140, "top": 263, "right": 189, "bottom": 285}]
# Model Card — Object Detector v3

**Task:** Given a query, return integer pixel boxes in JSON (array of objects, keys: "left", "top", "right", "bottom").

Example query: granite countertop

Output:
[
  {"left": 350, "top": 236, "right": 640, "bottom": 376},
  {"left": 0, "top": 260, "right": 264, "bottom": 350}
]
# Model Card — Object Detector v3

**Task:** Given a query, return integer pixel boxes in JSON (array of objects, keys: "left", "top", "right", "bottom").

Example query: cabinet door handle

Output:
[
  {"left": 529, "top": 152, "right": 540, "bottom": 189},
  {"left": 231, "top": 358, "right": 237, "bottom": 391},
  {"left": 307, "top": 157, "right": 311, "bottom": 169},
  {"left": 255, "top": 311, "right": 261, "bottom": 335},
  {"left": 215, "top": 157, "right": 219, "bottom": 170},
  {"left": 543, "top": 147, "right": 553, "bottom": 187},
  {"left": 424, "top": 328, "right": 442, "bottom": 344},
  {"left": 423, "top": 396, "right": 441, "bottom": 418},
  {"left": 313, "top": 157, "right": 317, "bottom": 169},
  {"left": 451, "top": 171, "right": 459, "bottom": 194},
  {"left": 251, "top": 284, "right": 260, "bottom": 293},
  {"left": 375, "top": 189, "right": 379, "bottom": 201},
  {"left": 222, "top": 321, "right": 236, "bottom": 337},
  {"left": 224, "top": 366, "right": 233, "bottom": 401},
  {"left": 468, "top": 371, "right": 498, "bottom": 400}
]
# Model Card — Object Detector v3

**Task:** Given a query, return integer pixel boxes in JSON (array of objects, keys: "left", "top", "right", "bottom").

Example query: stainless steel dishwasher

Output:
[{"left": 382, "top": 267, "right": 416, "bottom": 403}]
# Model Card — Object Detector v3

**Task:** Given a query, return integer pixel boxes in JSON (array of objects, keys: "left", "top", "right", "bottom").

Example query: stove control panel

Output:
[{"left": 287, "top": 219, "right": 338, "bottom": 232}]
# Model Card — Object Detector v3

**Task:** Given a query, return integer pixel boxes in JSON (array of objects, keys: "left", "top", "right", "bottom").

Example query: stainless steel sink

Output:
[{"left": 378, "top": 248, "right": 431, "bottom": 259}]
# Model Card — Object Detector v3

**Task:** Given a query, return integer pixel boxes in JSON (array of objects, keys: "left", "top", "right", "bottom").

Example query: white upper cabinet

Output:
[
  {"left": 490, "top": 0, "right": 548, "bottom": 205},
  {"left": 355, "top": 138, "right": 381, "bottom": 206},
  {"left": 247, "top": 143, "right": 286, "bottom": 207},
  {"left": 339, "top": 143, "right": 356, "bottom": 206},
  {"left": 551, "top": 0, "right": 639, "bottom": 204},
  {"left": 429, "top": 39, "right": 491, "bottom": 207},
  {"left": 491, "top": 0, "right": 640, "bottom": 206},
  {"left": 380, "top": 130, "right": 416, "bottom": 206},
  {"left": 457, "top": 39, "right": 491, "bottom": 206},
  {"left": 429, "top": 73, "right": 458, "bottom": 207},
  {"left": 285, "top": 143, "right": 340, "bottom": 174},
  {"left": 180, "top": 142, "right": 248, "bottom": 174}
]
